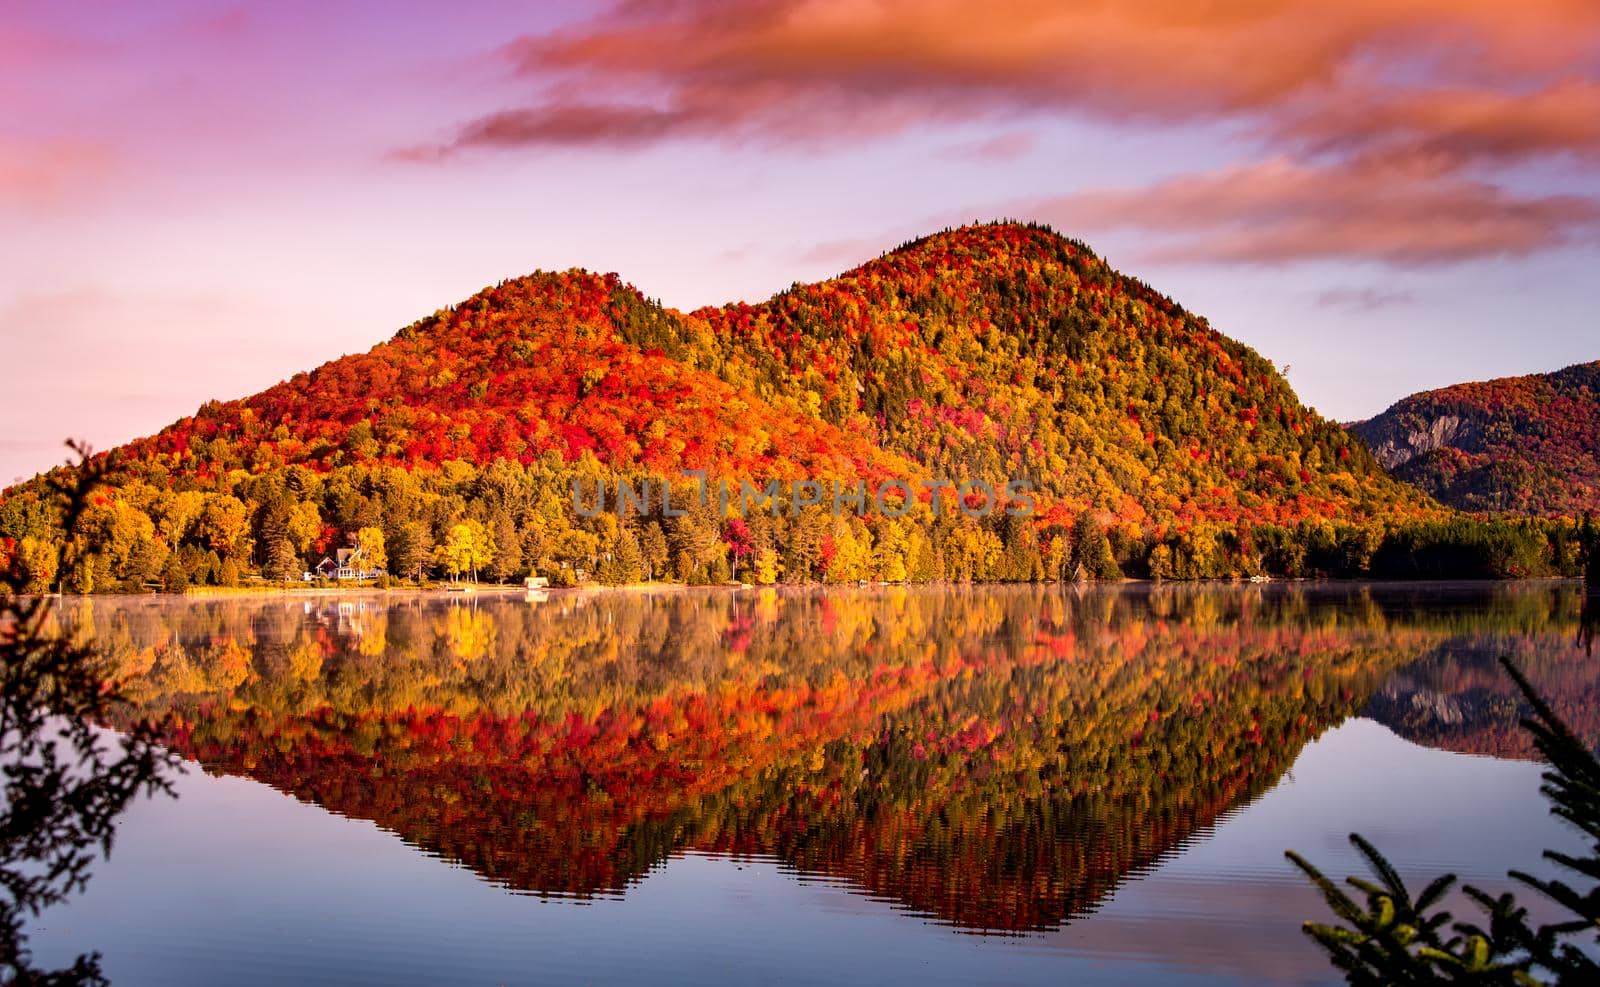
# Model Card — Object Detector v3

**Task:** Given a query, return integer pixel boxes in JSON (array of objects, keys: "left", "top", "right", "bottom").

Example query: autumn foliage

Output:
[
  {"left": 1350, "top": 360, "right": 1600, "bottom": 518},
  {"left": 74, "top": 583, "right": 1596, "bottom": 933},
  {"left": 7, "top": 223, "right": 1593, "bottom": 587}
]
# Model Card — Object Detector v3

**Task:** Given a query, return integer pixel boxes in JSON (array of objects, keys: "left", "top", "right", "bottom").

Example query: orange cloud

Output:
[
  {"left": 1281, "top": 80, "right": 1600, "bottom": 165},
  {"left": 405, "top": 0, "right": 1600, "bottom": 264},
  {"left": 1037, "top": 154, "right": 1600, "bottom": 265},
  {"left": 422, "top": 0, "right": 1600, "bottom": 147}
]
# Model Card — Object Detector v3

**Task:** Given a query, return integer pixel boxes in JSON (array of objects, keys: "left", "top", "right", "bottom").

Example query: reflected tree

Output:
[
  {"left": 1, "top": 444, "right": 178, "bottom": 985},
  {"left": 1582, "top": 521, "right": 1599, "bottom": 657},
  {"left": 1580, "top": 595, "right": 1597, "bottom": 659}
]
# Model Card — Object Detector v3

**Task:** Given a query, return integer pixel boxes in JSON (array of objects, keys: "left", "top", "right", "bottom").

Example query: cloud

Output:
[
  {"left": 1279, "top": 80, "right": 1600, "bottom": 166},
  {"left": 401, "top": 0, "right": 1600, "bottom": 266},
  {"left": 1313, "top": 287, "right": 1416, "bottom": 312},
  {"left": 1033, "top": 154, "right": 1600, "bottom": 265},
  {"left": 0, "top": 138, "right": 113, "bottom": 207},
  {"left": 942, "top": 132, "right": 1035, "bottom": 161},
  {"left": 417, "top": 0, "right": 1600, "bottom": 152}
]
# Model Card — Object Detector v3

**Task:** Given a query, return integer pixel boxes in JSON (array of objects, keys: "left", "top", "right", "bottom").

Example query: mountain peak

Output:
[{"left": 863, "top": 220, "right": 1089, "bottom": 271}]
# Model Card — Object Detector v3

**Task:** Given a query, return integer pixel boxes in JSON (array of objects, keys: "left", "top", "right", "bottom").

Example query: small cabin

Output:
[{"left": 315, "top": 545, "right": 384, "bottom": 582}]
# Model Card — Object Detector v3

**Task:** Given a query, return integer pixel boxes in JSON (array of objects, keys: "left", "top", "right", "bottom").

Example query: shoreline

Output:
[{"left": 33, "top": 574, "right": 1587, "bottom": 604}]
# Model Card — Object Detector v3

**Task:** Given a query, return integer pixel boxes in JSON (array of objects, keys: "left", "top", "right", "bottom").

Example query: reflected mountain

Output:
[
  {"left": 1364, "top": 639, "right": 1600, "bottom": 759},
  {"left": 61, "top": 583, "right": 1597, "bottom": 934}
]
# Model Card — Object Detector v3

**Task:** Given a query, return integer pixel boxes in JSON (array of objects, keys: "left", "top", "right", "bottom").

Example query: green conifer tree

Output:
[{"left": 1290, "top": 658, "right": 1600, "bottom": 985}]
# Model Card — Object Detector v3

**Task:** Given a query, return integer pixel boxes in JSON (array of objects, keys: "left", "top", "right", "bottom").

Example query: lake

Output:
[{"left": 28, "top": 583, "right": 1600, "bottom": 985}]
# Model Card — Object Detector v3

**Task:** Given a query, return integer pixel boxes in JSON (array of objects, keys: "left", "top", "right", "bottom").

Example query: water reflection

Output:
[{"left": 58, "top": 583, "right": 1598, "bottom": 935}]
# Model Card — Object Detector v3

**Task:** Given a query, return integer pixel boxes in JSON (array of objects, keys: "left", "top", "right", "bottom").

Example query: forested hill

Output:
[
  {"left": 672, "top": 223, "right": 1423, "bottom": 530},
  {"left": 1350, "top": 361, "right": 1600, "bottom": 517},
  {"left": 8, "top": 222, "right": 1523, "bottom": 593},
  {"left": 116, "top": 268, "right": 920, "bottom": 486},
  {"left": 91, "top": 222, "right": 1422, "bottom": 528}
]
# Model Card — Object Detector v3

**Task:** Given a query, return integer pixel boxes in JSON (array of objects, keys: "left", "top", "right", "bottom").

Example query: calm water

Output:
[{"left": 28, "top": 583, "right": 1600, "bottom": 985}]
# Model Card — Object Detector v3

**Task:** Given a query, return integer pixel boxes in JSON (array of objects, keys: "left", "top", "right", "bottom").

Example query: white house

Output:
[{"left": 314, "top": 545, "right": 384, "bottom": 581}]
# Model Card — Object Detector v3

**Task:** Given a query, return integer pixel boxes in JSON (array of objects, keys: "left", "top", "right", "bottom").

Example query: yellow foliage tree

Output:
[
  {"left": 434, "top": 519, "right": 494, "bottom": 583},
  {"left": 355, "top": 526, "right": 387, "bottom": 573}
]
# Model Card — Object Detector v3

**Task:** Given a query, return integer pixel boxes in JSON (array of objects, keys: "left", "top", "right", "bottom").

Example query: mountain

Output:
[
  {"left": 101, "top": 223, "right": 1410, "bottom": 524},
  {"left": 7, "top": 222, "right": 1533, "bottom": 592},
  {"left": 1350, "top": 361, "right": 1600, "bottom": 517},
  {"left": 677, "top": 223, "right": 1426, "bottom": 531},
  {"left": 119, "top": 268, "right": 917, "bottom": 486}
]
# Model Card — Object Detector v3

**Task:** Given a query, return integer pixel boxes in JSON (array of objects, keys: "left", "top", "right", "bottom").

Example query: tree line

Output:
[{"left": 3, "top": 454, "right": 1594, "bottom": 593}]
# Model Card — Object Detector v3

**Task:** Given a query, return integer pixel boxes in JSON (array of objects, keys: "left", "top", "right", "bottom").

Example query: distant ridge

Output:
[{"left": 1350, "top": 361, "right": 1600, "bottom": 517}]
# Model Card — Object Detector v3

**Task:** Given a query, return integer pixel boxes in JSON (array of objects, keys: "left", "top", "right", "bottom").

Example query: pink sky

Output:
[{"left": 4, "top": 0, "right": 1598, "bottom": 484}]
